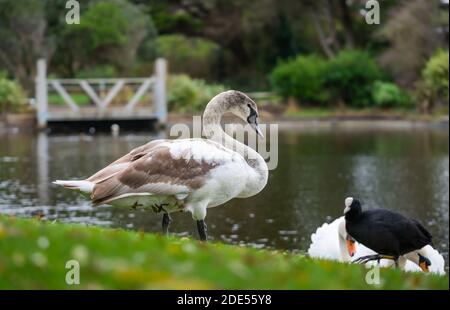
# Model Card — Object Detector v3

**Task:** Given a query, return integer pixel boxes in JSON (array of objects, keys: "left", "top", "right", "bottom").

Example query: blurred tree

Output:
[
  {"left": 417, "top": 49, "right": 449, "bottom": 113},
  {"left": 59, "top": 0, "right": 154, "bottom": 75},
  {"left": 154, "top": 34, "right": 223, "bottom": 80},
  {"left": 304, "top": 0, "right": 399, "bottom": 58},
  {"left": 0, "top": 0, "right": 447, "bottom": 96},
  {"left": 0, "top": 0, "right": 54, "bottom": 92},
  {"left": 274, "top": 13, "right": 299, "bottom": 60},
  {"left": 132, "top": 0, "right": 310, "bottom": 88},
  {"left": 136, "top": 0, "right": 203, "bottom": 35},
  {"left": 377, "top": 0, "right": 449, "bottom": 87}
]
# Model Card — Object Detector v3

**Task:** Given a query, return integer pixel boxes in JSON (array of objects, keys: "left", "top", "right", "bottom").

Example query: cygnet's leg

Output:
[
  {"left": 162, "top": 213, "right": 172, "bottom": 235},
  {"left": 197, "top": 220, "right": 207, "bottom": 241}
]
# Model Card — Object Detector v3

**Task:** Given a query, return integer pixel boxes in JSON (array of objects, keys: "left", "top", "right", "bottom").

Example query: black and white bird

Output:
[
  {"left": 54, "top": 91, "right": 268, "bottom": 241},
  {"left": 343, "top": 197, "right": 443, "bottom": 273},
  {"left": 308, "top": 214, "right": 445, "bottom": 274}
]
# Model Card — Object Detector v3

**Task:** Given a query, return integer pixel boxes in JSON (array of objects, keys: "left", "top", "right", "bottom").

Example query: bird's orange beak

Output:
[
  {"left": 419, "top": 261, "right": 430, "bottom": 273},
  {"left": 346, "top": 236, "right": 356, "bottom": 257}
]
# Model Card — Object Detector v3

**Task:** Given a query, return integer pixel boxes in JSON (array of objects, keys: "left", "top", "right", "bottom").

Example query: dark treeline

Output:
[{"left": 0, "top": 0, "right": 448, "bottom": 110}]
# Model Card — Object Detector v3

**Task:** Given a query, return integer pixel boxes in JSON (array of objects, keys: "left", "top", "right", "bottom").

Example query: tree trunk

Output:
[
  {"left": 338, "top": 0, "right": 355, "bottom": 48},
  {"left": 312, "top": 14, "right": 335, "bottom": 58}
]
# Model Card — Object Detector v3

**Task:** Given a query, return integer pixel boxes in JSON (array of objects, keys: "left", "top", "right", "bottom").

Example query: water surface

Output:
[{"left": 0, "top": 126, "right": 448, "bottom": 265}]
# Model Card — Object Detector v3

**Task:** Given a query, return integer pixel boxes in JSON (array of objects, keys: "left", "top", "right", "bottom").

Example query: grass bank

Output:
[{"left": 0, "top": 215, "right": 447, "bottom": 289}]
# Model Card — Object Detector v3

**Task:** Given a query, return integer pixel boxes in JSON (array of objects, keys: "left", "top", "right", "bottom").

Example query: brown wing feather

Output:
[
  {"left": 87, "top": 140, "right": 165, "bottom": 183},
  {"left": 90, "top": 143, "right": 219, "bottom": 206}
]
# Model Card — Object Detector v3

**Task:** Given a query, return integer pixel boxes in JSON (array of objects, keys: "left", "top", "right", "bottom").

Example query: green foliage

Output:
[
  {"left": 371, "top": 81, "right": 413, "bottom": 108},
  {"left": 150, "top": 4, "right": 203, "bottom": 33},
  {"left": 325, "top": 50, "right": 382, "bottom": 107},
  {"left": 0, "top": 215, "right": 447, "bottom": 289},
  {"left": 0, "top": 0, "right": 446, "bottom": 106},
  {"left": 75, "top": 65, "right": 117, "bottom": 79},
  {"left": 0, "top": 73, "right": 27, "bottom": 112},
  {"left": 61, "top": 0, "right": 152, "bottom": 73},
  {"left": 421, "top": 50, "right": 449, "bottom": 105},
  {"left": 0, "top": 0, "right": 51, "bottom": 90},
  {"left": 270, "top": 50, "right": 386, "bottom": 107},
  {"left": 155, "top": 35, "right": 223, "bottom": 79},
  {"left": 75, "top": 2, "right": 128, "bottom": 50},
  {"left": 168, "top": 74, "right": 226, "bottom": 112},
  {"left": 269, "top": 55, "right": 329, "bottom": 104},
  {"left": 48, "top": 93, "right": 90, "bottom": 107}
]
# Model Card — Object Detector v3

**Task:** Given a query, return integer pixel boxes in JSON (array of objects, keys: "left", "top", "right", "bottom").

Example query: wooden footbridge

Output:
[{"left": 35, "top": 58, "right": 167, "bottom": 129}]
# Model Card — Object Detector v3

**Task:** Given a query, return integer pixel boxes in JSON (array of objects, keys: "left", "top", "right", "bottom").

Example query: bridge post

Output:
[
  {"left": 154, "top": 58, "right": 167, "bottom": 123},
  {"left": 36, "top": 59, "right": 48, "bottom": 129}
]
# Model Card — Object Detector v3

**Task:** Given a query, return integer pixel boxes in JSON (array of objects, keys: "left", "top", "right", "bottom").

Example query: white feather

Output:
[
  {"left": 53, "top": 180, "right": 94, "bottom": 193},
  {"left": 168, "top": 138, "right": 236, "bottom": 164},
  {"left": 415, "top": 245, "right": 446, "bottom": 275}
]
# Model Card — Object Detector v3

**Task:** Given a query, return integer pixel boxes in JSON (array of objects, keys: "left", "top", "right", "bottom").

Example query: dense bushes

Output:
[
  {"left": 0, "top": 73, "right": 26, "bottom": 112},
  {"left": 324, "top": 50, "right": 382, "bottom": 107},
  {"left": 418, "top": 50, "right": 449, "bottom": 111},
  {"left": 269, "top": 55, "right": 329, "bottom": 105},
  {"left": 168, "top": 74, "right": 226, "bottom": 112},
  {"left": 269, "top": 50, "right": 412, "bottom": 108},
  {"left": 371, "top": 81, "right": 412, "bottom": 108}
]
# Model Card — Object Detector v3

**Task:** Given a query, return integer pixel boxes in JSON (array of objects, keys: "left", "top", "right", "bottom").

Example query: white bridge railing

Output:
[{"left": 35, "top": 58, "right": 167, "bottom": 128}]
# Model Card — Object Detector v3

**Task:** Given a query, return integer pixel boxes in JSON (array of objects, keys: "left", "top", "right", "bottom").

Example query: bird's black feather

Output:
[
  {"left": 346, "top": 208, "right": 432, "bottom": 256},
  {"left": 411, "top": 219, "right": 433, "bottom": 246}
]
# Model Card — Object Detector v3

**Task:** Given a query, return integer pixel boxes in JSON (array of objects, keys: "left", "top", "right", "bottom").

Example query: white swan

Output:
[
  {"left": 54, "top": 90, "right": 269, "bottom": 240},
  {"left": 308, "top": 216, "right": 446, "bottom": 275}
]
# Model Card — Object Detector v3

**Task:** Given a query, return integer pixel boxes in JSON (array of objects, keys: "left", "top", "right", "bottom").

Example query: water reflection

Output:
[
  {"left": 37, "top": 133, "right": 49, "bottom": 205},
  {"left": 0, "top": 127, "right": 448, "bottom": 265}
]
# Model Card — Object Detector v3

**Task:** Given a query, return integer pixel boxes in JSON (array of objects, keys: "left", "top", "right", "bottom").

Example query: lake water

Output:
[{"left": 0, "top": 125, "right": 448, "bottom": 265}]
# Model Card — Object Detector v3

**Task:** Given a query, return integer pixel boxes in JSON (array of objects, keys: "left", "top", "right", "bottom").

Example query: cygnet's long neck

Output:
[{"left": 202, "top": 93, "right": 268, "bottom": 196}]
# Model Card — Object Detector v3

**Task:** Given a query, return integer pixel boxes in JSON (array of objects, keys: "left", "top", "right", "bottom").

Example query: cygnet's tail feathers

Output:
[{"left": 53, "top": 180, "right": 94, "bottom": 193}]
